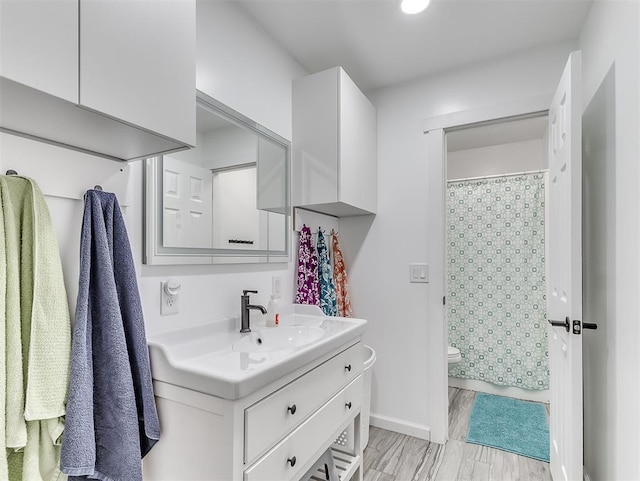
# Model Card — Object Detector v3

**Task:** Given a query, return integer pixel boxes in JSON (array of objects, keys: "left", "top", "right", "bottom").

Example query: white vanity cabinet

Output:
[
  {"left": 292, "top": 67, "right": 377, "bottom": 217},
  {"left": 0, "top": 0, "right": 195, "bottom": 161},
  {"left": 144, "top": 341, "right": 364, "bottom": 481}
]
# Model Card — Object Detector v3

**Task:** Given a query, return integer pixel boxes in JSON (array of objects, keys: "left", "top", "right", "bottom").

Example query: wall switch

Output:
[
  {"left": 161, "top": 279, "right": 181, "bottom": 315},
  {"left": 410, "top": 263, "right": 429, "bottom": 283},
  {"left": 272, "top": 276, "right": 282, "bottom": 297}
]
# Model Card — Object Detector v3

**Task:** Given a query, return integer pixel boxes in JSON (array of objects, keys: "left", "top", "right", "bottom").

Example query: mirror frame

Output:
[{"left": 143, "top": 90, "right": 291, "bottom": 265}]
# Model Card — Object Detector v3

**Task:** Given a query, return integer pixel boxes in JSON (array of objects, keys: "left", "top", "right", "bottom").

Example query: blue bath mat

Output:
[{"left": 466, "top": 393, "right": 550, "bottom": 462}]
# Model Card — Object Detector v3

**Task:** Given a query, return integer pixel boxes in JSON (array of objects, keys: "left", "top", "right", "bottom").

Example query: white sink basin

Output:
[
  {"left": 232, "top": 326, "right": 325, "bottom": 353},
  {"left": 148, "top": 304, "right": 367, "bottom": 400}
]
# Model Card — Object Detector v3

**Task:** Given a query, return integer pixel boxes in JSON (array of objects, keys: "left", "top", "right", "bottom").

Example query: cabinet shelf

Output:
[{"left": 304, "top": 448, "right": 360, "bottom": 481}]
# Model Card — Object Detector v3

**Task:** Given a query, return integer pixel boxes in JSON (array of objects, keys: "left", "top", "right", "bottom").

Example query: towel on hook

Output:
[
  {"left": 61, "top": 190, "right": 160, "bottom": 481},
  {"left": 332, "top": 231, "right": 353, "bottom": 317},
  {"left": 0, "top": 175, "right": 71, "bottom": 481},
  {"left": 296, "top": 225, "right": 320, "bottom": 305},
  {"left": 316, "top": 230, "right": 337, "bottom": 316}
]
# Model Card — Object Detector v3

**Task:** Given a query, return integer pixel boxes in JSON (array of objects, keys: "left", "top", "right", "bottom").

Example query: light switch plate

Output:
[
  {"left": 272, "top": 276, "right": 282, "bottom": 297},
  {"left": 409, "top": 263, "right": 429, "bottom": 283}
]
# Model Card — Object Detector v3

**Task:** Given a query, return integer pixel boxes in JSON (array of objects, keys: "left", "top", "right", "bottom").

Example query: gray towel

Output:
[{"left": 60, "top": 190, "right": 160, "bottom": 481}]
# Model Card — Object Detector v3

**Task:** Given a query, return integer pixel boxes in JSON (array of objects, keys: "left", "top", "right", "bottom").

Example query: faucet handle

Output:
[{"left": 242, "top": 290, "right": 258, "bottom": 296}]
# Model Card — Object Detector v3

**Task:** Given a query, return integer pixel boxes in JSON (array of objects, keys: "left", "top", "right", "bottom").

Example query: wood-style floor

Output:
[{"left": 362, "top": 387, "right": 552, "bottom": 481}]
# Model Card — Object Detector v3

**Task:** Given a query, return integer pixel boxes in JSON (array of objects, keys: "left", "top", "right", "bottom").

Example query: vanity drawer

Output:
[
  {"left": 244, "top": 342, "right": 362, "bottom": 464},
  {"left": 244, "top": 376, "right": 362, "bottom": 481}
]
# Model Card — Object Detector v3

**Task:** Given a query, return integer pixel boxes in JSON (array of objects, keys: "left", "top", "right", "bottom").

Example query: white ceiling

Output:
[{"left": 238, "top": 0, "right": 593, "bottom": 91}]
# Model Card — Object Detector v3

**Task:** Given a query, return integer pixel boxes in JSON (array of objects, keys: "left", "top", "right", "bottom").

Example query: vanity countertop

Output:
[{"left": 148, "top": 304, "right": 367, "bottom": 400}]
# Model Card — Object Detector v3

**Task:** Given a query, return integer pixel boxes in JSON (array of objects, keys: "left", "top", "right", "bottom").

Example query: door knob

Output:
[
  {"left": 548, "top": 316, "right": 570, "bottom": 332},
  {"left": 549, "top": 317, "right": 598, "bottom": 334},
  {"left": 573, "top": 320, "right": 598, "bottom": 334}
]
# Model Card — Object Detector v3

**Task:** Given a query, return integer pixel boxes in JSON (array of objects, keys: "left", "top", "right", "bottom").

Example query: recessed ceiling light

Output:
[{"left": 400, "top": 0, "right": 431, "bottom": 15}]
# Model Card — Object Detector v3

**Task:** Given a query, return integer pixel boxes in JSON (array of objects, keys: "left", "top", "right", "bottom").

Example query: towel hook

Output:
[
  {"left": 94, "top": 185, "right": 103, "bottom": 191},
  {"left": 6, "top": 170, "right": 18, "bottom": 175}
]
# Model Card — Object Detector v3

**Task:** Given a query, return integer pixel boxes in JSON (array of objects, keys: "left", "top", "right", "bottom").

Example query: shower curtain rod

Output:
[{"left": 447, "top": 169, "right": 548, "bottom": 183}]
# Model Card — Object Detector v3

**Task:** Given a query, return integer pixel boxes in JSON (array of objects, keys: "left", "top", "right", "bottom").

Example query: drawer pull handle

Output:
[
  {"left": 287, "top": 404, "right": 297, "bottom": 415},
  {"left": 345, "top": 401, "right": 352, "bottom": 409},
  {"left": 287, "top": 456, "right": 297, "bottom": 467},
  {"left": 345, "top": 364, "right": 352, "bottom": 372}
]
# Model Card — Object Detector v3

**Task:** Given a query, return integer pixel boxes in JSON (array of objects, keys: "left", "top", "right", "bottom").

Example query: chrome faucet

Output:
[{"left": 240, "top": 290, "right": 267, "bottom": 333}]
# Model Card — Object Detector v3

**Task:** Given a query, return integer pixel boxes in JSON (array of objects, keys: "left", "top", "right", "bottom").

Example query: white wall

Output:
[
  {"left": 339, "top": 41, "right": 577, "bottom": 441},
  {"left": 0, "top": 1, "right": 307, "bottom": 342},
  {"left": 196, "top": 1, "right": 305, "bottom": 141},
  {"left": 579, "top": 1, "right": 640, "bottom": 480},
  {"left": 447, "top": 138, "right": 547, "bottom": 180}
]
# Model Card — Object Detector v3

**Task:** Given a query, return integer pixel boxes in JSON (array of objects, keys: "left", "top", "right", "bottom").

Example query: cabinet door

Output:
[
  {"left": 80, "top": 0, "right": 196, "bottom": 146},
  {"left": 339, "top": 69, "right": 377, "bottom": 214},
  {"left": 292, "top": 67, "right": 340, "bottom": 207},
  {"left": 0, "top": 0, "right": 77, "bottom": 102}
]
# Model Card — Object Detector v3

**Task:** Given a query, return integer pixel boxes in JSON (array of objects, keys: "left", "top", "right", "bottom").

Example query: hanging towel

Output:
[
  {"left": 61, "top": 190, "right": 160, "bottom": 481},
  {"left": 316, "top": 230, "right": 337, "bottom": 316},
  {"left": 332, "top": 232, "right": 353, "bottom": 317},
  {"left": 295, "top": 225, "right": 320, "bottom": 305},
  {"left": 0, "top": 175, "right": 71, "bottom": 481}
]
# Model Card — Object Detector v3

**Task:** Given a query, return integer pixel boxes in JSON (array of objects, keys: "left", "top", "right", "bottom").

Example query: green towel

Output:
[{"left": 0, "top": 175, "right": 71, "bottom": 481}]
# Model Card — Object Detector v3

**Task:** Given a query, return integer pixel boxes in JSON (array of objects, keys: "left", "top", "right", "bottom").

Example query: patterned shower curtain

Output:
[{"left": 447, "top": 173, "right": 548, "bottom": 390}]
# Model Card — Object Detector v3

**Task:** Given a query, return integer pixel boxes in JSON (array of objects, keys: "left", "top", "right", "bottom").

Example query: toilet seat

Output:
[{"left": 448, "top": 345, "right": 461, "bottom": 364}]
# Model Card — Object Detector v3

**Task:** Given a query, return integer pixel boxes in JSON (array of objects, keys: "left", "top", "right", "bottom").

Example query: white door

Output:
[
  {"left": 163, "top": 156, "right": 213, "bottom": 249},
  {"left": 547, "top": 51, "right": 583, "bottom": 481}
]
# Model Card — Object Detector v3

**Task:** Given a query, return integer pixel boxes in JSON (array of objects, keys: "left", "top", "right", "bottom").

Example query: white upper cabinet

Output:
[
  {"left": 292, "top": 67, "right": 377, "bottom": 216},
  {"left": 80, "top": 0, "right": 195, "bottom": 147},
  {"left": 0, "top": 0, "right": 195, "bottom": 161},
  {"left": 0, "top": 0, "right": 78, "bottom": 103}
]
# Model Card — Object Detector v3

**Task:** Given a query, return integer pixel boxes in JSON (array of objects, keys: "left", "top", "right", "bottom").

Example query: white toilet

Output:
[{"left": 448, "top": 345, "right": 462, "bottom": 370}]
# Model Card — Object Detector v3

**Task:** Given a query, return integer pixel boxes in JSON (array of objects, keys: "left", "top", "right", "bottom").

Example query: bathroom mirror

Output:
[{"left": 144, "top": 90, "right": 290, "bottom": 265}]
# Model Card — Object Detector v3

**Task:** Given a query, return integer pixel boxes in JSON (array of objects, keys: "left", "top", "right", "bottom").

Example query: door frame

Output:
[{"left": 421, "top": 93, "right": 554, "bottom": 444}]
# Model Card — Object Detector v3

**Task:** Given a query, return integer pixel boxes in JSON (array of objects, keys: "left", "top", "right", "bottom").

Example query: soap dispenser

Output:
[{"left": 266, "top": 294, "right": 280, "bottom": 327}]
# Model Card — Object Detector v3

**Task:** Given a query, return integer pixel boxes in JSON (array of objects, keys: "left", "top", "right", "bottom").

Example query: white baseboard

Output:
[
  {"left": 448, "top": 377, "right": 550, "bottom": 403},
  {"left": 369, "top": 413, "right": 431, "bottom": 442}
]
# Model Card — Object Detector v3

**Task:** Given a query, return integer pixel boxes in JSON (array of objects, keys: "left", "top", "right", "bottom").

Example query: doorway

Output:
[
  {"left": 424, "top": 50, "right": 584, "bottom": 479},
  {"left": 445, "top": 115, "right": 551, "bottom": 404}
]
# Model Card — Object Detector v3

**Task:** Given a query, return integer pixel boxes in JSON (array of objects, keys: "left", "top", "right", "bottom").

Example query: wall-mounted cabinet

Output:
[
  {"left": 0, "top": 0, "right": 195, "bottom": 161},
  {"left": 292, "top": 67, "right": 377, "bottom": 216}
]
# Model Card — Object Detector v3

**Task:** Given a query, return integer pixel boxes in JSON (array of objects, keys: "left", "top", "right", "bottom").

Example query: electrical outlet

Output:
[{"left": 161, "top": 279, "right": 181, "bottom": 315}]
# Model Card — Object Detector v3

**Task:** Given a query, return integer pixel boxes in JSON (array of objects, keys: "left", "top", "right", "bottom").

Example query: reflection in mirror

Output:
[{"left": 144, "top": 90, "right": 290, "bottom": 265}]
